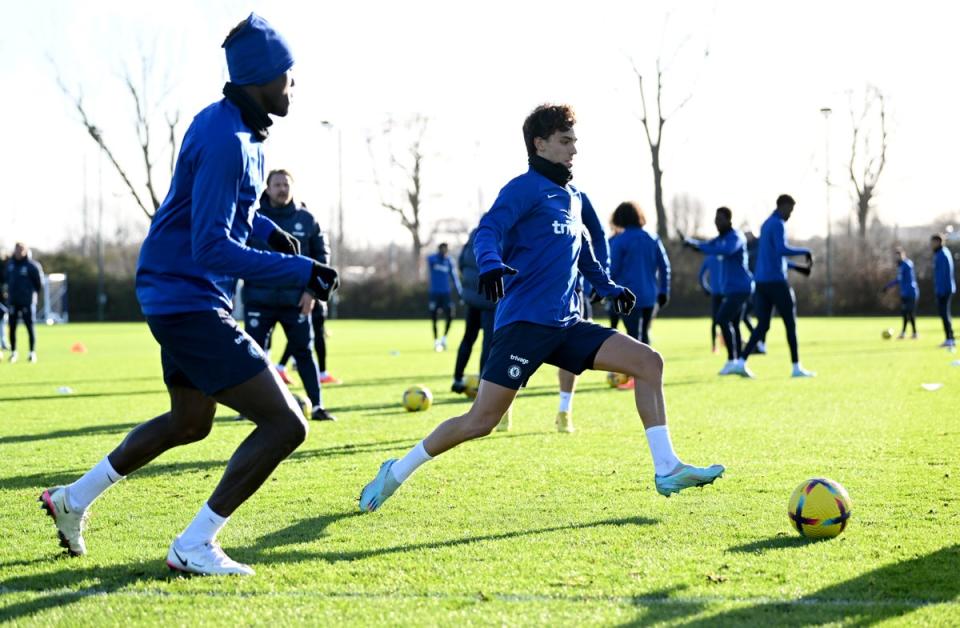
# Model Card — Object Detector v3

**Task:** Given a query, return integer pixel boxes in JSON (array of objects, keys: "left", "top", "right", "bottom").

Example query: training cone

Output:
[{"left": 70, "top": 342, "right": 88, "bottom": 354}]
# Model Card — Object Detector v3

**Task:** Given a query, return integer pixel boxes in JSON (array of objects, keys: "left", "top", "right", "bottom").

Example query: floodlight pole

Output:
[
  {"left": 321, "top": 121, "right": 344, "bottom": 319},
  {"left": 820, "top": 107, "right": 834, "bottom": 316}
]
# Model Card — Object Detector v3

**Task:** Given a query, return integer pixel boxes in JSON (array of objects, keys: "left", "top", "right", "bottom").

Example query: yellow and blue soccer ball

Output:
[
  {"left": 606, "top": 371, "right": 630, "bottom": 387},
  {"left": 402, "top": 385, "right": 433, "bottom": 412},
  {"left": 882, "top": 328, "right": 894, "bottom": 339},
  {"left": 788, "top": 478, "right": 852, "bottom": 539},
  {"left": 463, "top": 374, "right": 481, "bottom": 400}
]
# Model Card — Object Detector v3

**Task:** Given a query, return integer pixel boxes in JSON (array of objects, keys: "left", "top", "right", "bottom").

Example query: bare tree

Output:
[
  {"left": 367, "top": 115, "right": 432, "bottom": 268},
  {"left": 631, "top": 55, "right": 701, "bottom": 241},
  {"left": 54, "top": 52, "right": 180, "bottom": 222},
  {"left": 670, "top": 193, "right": 705, "bottom": 238},
  {"left": 848, "top": 86, "right": 888, "bottom": 239}
]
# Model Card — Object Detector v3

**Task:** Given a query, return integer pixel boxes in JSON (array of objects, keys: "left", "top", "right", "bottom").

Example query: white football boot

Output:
[
  {"left": 791, "top": 364, "right": 816, "bottom": 378},
  {"left": 39, "top": 486, "right": 88, "bottom": 556},
  {"left": 166, "top": 537, "right": 254, "bottom": 576}
]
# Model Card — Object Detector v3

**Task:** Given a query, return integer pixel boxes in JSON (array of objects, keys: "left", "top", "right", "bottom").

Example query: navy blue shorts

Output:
[
  {"left": 481, "top": 320, "right": 617, "bottom": 390},
  {"left": 429, "top": 293, "right": 452, "bottom": 312},
  {"left": 146, "top": 309, "right": 271, "bottom": 396}
]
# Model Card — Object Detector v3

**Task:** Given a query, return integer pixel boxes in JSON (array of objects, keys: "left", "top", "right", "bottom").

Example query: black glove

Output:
[
  {"left": 613, "top": 288, "right": 637, "bottom": 315},
  {"left": 589, "top": 288, "right": 604, "bottom": 304},
  {"left": 268, "top": 228, "right": 301, "bottom": 255},
  {"left": 805, "top": 252, "right": 814, "bottom": 265},
  {"left": 478, "top": 265, "right": 518, "bottom": 303},
  {"left": 793, "top": 264, "right": 812, "bottom": 277},
  {"left": 681, "top": 239, "right": 697, "bottom": 250},
  {"left": 306, "top": 262, "right": 339, "bottom": 301},
  {"left": 657, "top": 292, "right": 669, "bottom": 308}
]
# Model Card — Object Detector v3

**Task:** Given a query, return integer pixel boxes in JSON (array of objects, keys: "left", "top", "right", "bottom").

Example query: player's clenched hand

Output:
[
  {"left": 298, "top": 291, "right": 316, "bottom": 316},
  {"left": 306, "top": 262, "right": 339, "bottom": 301},
  {"left": 657, "top": 292, "right": 669, "bottom": 308},
  {"left": 614, "top": 288, "right": 637, "bottom": 315},
  {"left": 478, "top": 265, "right": 518, "bottom": 303},
  {"left": 268, "top": 228, "right": 301, "bottom": 255}
]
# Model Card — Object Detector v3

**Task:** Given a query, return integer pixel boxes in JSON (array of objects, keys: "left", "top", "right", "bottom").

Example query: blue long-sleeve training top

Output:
[
  {"left": 473, "top": 168, "right": 620, "bottom": 330},
  {"left": 934, "top": 247, "right": 956, "bottom": 297},
  {"left": 427, "top": 252, "right": 461, "bottom": 296},
  {"left": 581, "top": 193, "right": 609, "bottom": 271},
  {"left": 136, "top": 98, "right": 314, "bottom": 315},
  {"left": 753, "top": 210, "right": 810, "bottom": 283},
  {"left": 698, "top": 256, "right": 722, "bottom": 295},
  {"left": 609, "top": 225, "right": 670, "bottom": 309},
  {"left": 884, "top": 259, "right": 918, "bottom": 299},
  {"left": 688, "top": 229, "right": 753, "bottom": 296}
]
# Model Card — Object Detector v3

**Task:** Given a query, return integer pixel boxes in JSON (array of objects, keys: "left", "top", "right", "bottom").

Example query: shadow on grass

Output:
[
  {"left": 619, "top": 544, "right": 960, "bottom": 627},
  {"left": 238, "top": 513, "right": 658, "bottom": 565},
  {"left": 727, "top": 534, "right": 826, "bottom": 553},
  {"left": 0, "top": 389, "right": 165, "bottom": 403},
  {"left": 0, "top": 376, "right": 159, "bottom": 390},
  {"left": 0, "top": 415, "right": 242, "bottom": 447}
]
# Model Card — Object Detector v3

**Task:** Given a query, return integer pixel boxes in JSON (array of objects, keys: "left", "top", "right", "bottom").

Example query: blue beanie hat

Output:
[{"left": 222, "top": 13, "right": 294, "bottom": 86}]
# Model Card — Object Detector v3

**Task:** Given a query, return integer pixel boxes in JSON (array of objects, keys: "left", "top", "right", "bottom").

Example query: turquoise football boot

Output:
[
  {"left": 359, "top": 459, "right": 401, "bottom": 512},
  {"left": 655, "top": 463, "right": 725, "bottom": 497}
]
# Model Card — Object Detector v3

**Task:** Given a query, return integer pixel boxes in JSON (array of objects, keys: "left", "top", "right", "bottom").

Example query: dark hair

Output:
[
  {"left": 932, "top": 234, "right": 944, "bottom": 244},
  {"left": 776, "top": 194, "right": 795, "bottom": 209},
  {"left": 223, "top": 19, "right": 248, "bottom": 46},
  {"left": 611, "top": 201, "right": 645, "bottom": 228},
  {"left": 716, "top": 206, "right": 733, "bottom": 221},
  {"left": 266, "top": 169, "right": 294, "bottom": 186},
  {"left": 438, "top": 242, "right": 449, "bottom": 250},
  {"left": 522, "top": 104, "right": 576, "bottom": 157}
]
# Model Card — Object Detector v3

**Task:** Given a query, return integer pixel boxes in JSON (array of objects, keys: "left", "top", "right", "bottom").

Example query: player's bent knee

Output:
[{"left": 276, "top": 412, "right": 309, "bottom": 451}]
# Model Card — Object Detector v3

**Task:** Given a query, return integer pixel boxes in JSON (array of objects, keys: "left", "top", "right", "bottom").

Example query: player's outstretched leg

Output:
[
  {"left": 359, "top": 381, "right": 517, "bottom": 512},
  {"left": 591, "top": 333, "right": 725, "bottom": 496}
]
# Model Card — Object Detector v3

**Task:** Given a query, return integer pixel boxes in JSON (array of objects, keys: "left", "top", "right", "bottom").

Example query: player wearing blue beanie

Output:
[{"left": 39, "top": 14, "right": 338, "bottom": 577}]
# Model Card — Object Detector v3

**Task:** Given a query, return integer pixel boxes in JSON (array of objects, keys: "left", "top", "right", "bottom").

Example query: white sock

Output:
[
  {"left": 179, "top": 502, "right": 229, "bottom": 548},
  {"left": 319, "top": 371, "right": 328, "bottom": 378},
  {"left": 390, "top": 441, "right": 433, "bottom": 484},
  {"left": 558, "top": 391, "right": 573, "bottom": 413},
  {"left": 68, "top": 456, "right": 124, "bottom": 511},
  {"left": 645, "top": 425, "right": 681, "bottom": 476}
]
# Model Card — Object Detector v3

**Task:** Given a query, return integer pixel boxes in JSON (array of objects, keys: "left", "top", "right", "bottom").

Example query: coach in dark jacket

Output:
[
  {"left": 4, "top": 242, "right": 43, "bottom": 362},
  {"left": 243, "top": 169, "right": 334, "bottom": 420},
  {"left": 451, "top": 228, "right": 497, "bottom": 392}
]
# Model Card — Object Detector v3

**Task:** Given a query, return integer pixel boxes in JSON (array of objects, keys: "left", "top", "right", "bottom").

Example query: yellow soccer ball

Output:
[
  {"left": 402, "top": 385, "right": 433, "bottom": 412},
  {"left": 788, "top": 478, "right": 852, "bottom": 539},
  {"left": 606, "top": 371, "right": 630, "bottom": 387},
  {"left": 463, "top": 374, "right": 481, "bottom": 400},
  {"left": 882, "top": 328, "right": 894, "bottom": 339}
]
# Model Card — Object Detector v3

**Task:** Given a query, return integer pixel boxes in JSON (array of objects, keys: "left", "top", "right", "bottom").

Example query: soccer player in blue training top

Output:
[
  {"left": 881, "top": 246, "right": 919, "bottom": 340},
  {"left": 358, "top": 104, "right": 724, "bottom": 512},
  {"left": 243, "top": 169, "right": 336, "bottom": 421},
  {"left": 736, "top": 194, "right": 815, "bottom": 378},
  {"left": 38, "top": 14, "right": 339, "bottom": 576},
  {"left": 4, "top": 242, "right": 44, "bottom": 363},
  {"left": 681, "top": 207, "right": 755, "bottom": 375},
  {"left": 427, "top": 242, "right": 462, "bottom": 352},
  {"left": 698, "top": 253, "right": 723, "bottom": 353},
  {"left": 608, "top": 201, "right": 671, "bottom": 356},
  {"left": 931, "top": 233, "right": 956, "bottom": 349}
]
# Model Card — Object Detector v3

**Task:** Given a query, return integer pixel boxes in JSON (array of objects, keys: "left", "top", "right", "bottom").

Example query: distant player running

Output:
[
  {"left": 736, "top": 194, "right": 815, "bottom": 378},
  {"left": 427, "top": 242, "right": 462, "bottom": 352},
  {"left": 881, "top": 246, "right": 919, "bottom": 339},
  {"left": 38, "top": 14, "right": 338, "bottom": 576},
  {"left": 681, "top": 207, "right": 754, "bottom": 375},
  {"left": 931, "top": 233, "right": 956, "bottom": 349},
  {"left": 358, "top": 104, "right": 723, "bottom": 513}
]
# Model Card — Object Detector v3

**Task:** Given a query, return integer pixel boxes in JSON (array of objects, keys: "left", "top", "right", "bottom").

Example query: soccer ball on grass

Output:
[
  {"left": 402, "top": 385, "right": 433, "bottom": 412},
  {"left": 606, "top": 372, "right": 630, "bottom": 387},
  {"left": 463, "top": 374, "right": 481, "bottom": 400},
  {"left": 787, "top": 477, "right": 852, "bottom": 539}
]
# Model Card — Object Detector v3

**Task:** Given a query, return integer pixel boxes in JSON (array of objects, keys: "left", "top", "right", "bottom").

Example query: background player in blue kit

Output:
[
  {"left": 427, "top": 242, "right": 462, "bottom": 352},
  {"left": 931, "top": 233, "right": 956, "bottom": 349},
  {"left": 737, "top": 194, "right": 815, "bottom": 378},
  {"left": 243, "top": 169, "right": 335, "bottom": 421},
  {"left": 358, "top": 104, "right": 723, "bottom": 513},
  {"left": 4, "top": 242, "right": 43, "bottom": 363},
  {"left": 881, "top": 246, "right": 919, "bottom": 339},
  {"left": 682, "top": 207, "right": 754, "bottom": 375},
  {"left": 37, "top": 14, "right": 339, "bottom": 576},
  {"left": 699, "top": 254, "right": 724, "bottom": 353},
  {"left": 608, "top": 201, "right": 671, "bottom": 352}
]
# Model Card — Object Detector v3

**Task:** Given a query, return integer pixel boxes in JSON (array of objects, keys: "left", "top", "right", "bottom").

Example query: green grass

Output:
[{"left": 1, "top": 317, "right": 958, "bottom": 626}]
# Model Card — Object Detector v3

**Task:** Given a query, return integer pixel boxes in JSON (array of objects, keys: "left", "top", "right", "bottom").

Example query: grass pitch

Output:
[{"left": 1, "top": 317, "right": 958, "bottom": 626}]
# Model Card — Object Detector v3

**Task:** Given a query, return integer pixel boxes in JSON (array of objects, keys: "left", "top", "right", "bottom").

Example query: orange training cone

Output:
[{"left": 70, "top": 342, "right": 88, "bottom": 354}]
